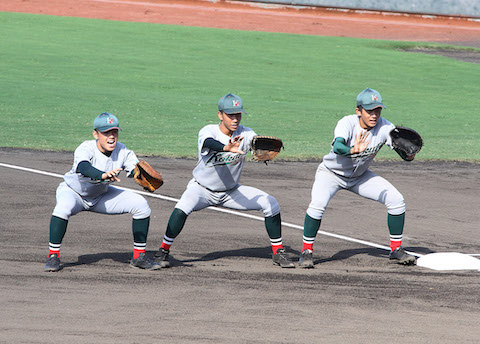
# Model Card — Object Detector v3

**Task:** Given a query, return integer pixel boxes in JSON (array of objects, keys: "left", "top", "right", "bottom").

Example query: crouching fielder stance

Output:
[
  {"left": 299, "top": 88, "right": 417, "bottom": 268},
  {"left": 44, "top": 113, "right": 160, "bottom": 272},
  {"left": 154, "top": 93, "right": 294, "bottom": 268}
]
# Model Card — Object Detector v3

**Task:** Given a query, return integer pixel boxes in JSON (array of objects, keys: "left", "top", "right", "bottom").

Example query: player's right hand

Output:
[
  {"left": 102, "top": 168, "right": 122, "bottom": 182},
  {"left": 351, "top": 131, "right": 370, "bottom": 155},
  {"left": 224, "top": 135, "right": 245, "bottom": 154}
]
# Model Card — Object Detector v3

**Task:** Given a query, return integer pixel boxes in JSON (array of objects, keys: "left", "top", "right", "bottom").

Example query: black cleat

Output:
[
  {"left": 272, "top": 248, "right": 295, "bottom": 268},
  {"left": 44, "top": 253, "right": 61, "bottom": 272},
  {"left": 154, "top": 248, "right": 171, "bottom": 268},
  {"left": 130, "top": 252, "right": 161, "bottom": 270},
  {"left": 389, "top": 246, "right": 416, "bottom": 265},
  {"left": 298, "top": 249, "right": 314, "bottom": 269}
]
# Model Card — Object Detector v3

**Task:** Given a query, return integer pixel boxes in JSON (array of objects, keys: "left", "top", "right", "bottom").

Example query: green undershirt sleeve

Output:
[
  {"left": 203, "top": 137, "right": 225, "bottom": 152},
  {"left": 76, "top": 160, "right": 104, "bottom": 180},
  {"left": 332, "top": 137, "right": 351, "bottom": 156}
]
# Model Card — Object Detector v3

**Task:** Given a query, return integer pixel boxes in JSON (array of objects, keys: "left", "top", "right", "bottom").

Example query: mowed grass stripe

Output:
[{"left": 1, "top": 12, "right": 479, "bottom": 160}]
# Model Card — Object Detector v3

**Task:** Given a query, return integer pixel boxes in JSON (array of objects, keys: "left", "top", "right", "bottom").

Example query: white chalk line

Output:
[{"left": 2, "top": 161, "right": 478, "bottom": 259}]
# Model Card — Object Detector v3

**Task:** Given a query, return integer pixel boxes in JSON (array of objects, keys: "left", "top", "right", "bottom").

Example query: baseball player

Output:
[
  {"left": 44, "top": 112, "right": 160, "bottom": 272},
  {"left": 299, "top": 88, "right": 417, "bottom": 268},
  {"left": 153, "top": 93, "right": 294, "bottom": 268}
]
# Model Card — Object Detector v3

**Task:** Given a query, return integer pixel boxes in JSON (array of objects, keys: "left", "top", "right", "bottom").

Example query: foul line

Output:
[{"left": 5, "top": 161, "right": 466, "bottom": 259}]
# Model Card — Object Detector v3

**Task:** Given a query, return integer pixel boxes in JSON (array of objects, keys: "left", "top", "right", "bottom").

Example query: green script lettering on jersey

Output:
[
  {"left": 205, "top": 152, "right": 245, "bottom": 166},
  {"left": 350, "top": 142, "right": 384, "bottom": 159}
]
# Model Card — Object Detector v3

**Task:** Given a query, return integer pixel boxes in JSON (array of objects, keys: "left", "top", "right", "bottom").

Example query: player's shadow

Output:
[
  {"left": 311, "top": 245, "right": 434, "bottom": 264},
  {"left": 184, "top": 245, "right": 433, "bottom": 265},
  {"left": 62, "top": 250, "right": 174, "bottom": 268},
  {"left": 182, "top": 246, "right": 278, "bottom": 264},
  {"left": 62, "top": 246, "right": 433, "bottom": 268},
  {"left": 61, "top": 252, "right": 131, "bottom": 268}
]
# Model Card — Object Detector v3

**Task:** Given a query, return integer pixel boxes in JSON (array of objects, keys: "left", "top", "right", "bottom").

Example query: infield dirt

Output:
[
  {"left": 1, "top": 1, "right": 480, "bottom": 343},
  {"left": 1, "top": 148, "right": 479, "bottom": 343}
]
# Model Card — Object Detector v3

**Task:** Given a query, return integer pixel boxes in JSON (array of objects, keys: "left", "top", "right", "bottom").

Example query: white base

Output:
[{"left": 416, "top": 252, "right": 480, "bottom": 271}]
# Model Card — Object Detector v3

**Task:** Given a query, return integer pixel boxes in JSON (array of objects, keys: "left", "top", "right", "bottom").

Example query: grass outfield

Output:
[{"left": 1, "top": 12, "right": 479, "bottom": 160}]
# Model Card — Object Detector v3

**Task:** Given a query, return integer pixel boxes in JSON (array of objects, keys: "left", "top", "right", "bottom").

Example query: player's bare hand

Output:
[
  {"left": 102, "top": 168, "right": 122, "bottom": 182},
  {"left": 351, "top": 131, "right": 370, "bottom": 155},
  {"left": 224, "top": 135, "right": 244, "bottom": 154}
]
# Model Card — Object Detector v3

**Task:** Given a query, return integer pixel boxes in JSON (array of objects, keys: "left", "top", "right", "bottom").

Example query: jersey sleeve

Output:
[
  {"left": 198, "top": 125, "right": 217, "bottom": 156},
  {"left": 122, "top": 145, "right": 140, "bottom": 176},
  {"left": 203, "top": 138, "right": 225, "bottom": 152},
  {"left": 244, "top": 128, "right": 257, "bottom": 152},
  {"left": 76, "top": 161, "right": 104, "bottom": 180},
  {"left": 72, "top": 141, "right": 95, "bottom": 172},
  {"left": 383, "top": 120, "right": 396, "bottom": 149},
  {"left": 332, "top": 137, "right": 351, "bottom": 156},
  {"left": 332, "top": 116, "right": 354, "bottom": 145}
]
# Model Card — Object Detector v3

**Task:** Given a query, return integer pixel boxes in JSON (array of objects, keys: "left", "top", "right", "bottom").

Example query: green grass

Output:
[{"left": 1, "top": 12, "right": 479, "bottom": 160}]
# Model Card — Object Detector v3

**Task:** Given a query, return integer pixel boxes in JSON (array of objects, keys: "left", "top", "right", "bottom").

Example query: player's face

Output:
[
  {"left": 218, "top": 111, "right": 242, "bottom": 135},
  {"left": 93, "top": 129, "right": 119, "bottom": 153},
  {"left": 356, "top": 107, "right": 382, "bottom": 130}
]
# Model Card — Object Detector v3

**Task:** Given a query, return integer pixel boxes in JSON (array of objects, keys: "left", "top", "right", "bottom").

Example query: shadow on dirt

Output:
[
  {"left": 57, "top": 246, "right": 435, "bottom": 269},
  {"left": 313, "top": 246, "right": 434, "bottom": 265},
  {"left": 162, "top": 245, "right": 435, "bottom": 266},
  {"left": 183, "top": 246, "right": 274, "bottom": 262},
  {"left": 62, "top": 252, "right": 137, "bottom": 268}
]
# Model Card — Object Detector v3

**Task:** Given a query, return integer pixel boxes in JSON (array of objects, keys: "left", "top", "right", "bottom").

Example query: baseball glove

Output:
[
  {"left": 251, "top": 135, "right": 284, "bottom": 163},
  {"left": 133, "top": 160, "right": 164, "bottom": 192},
  {"left": 389, "top": 126, "right": 423, "bottom": 161}
]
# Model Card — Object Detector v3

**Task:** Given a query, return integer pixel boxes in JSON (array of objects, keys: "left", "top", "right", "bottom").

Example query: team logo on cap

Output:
[
  {"left": 372, "top": 95, "right": 378, "bottom": 101},
  {"left": 107, "top": 118, "right": 114, "bottom": 124},
  {"left": 232, "top": 100, "right": 239, "bottom": 107}
]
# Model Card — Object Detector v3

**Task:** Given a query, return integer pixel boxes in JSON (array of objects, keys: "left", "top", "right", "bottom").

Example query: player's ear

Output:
[
  {"left": 217, "top": 111, "right": 224, "bottom": 121},
  {"left": 355, "top": 107, "right": 362, "bottom": 116},
  {"left": 92, "top": 129, "right": 99, "bottom": 140}
]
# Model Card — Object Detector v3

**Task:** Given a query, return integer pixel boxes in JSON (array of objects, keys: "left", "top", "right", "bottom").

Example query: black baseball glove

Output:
[{"left": 389, "top": 126, "right": 423, "bottom": 161}]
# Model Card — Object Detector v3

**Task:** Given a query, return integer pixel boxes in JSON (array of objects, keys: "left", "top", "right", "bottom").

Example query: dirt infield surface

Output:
[
  {"left": 1, "top": 149, "right": 480, "bottom": 343},
  {"left": 1, "top": 1, "right": 480, "bottom": 343}
]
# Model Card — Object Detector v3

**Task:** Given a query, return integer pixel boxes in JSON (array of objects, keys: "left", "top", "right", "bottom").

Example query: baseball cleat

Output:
[
  {"left": 298, "top": 249, "right": 314, "bottom": 269},
  {"left": 153, "top": 248, "right": 171, "bottom": 268},
  {"left": 389, "top": 246, "right": 416, "bottom": 265},
  {"left": 44, "top": 253, "right": 62, "bottom": 272},
  {"left": 272, "top": 248, "right": 295, "bottom": 268},
  {"left": 130, "top": 252, "right": 161, "bottom": 270}
]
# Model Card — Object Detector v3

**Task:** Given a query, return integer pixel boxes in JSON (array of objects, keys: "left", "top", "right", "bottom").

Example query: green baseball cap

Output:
[
  {"left": 356, "top": 88, "right": 386, "bottom": 110},
  {"left": 93, "top": 112, "right": 122, "bottom": 132},
  {"left": 218, "top": 93, "right": 247, "bottom": 114}
]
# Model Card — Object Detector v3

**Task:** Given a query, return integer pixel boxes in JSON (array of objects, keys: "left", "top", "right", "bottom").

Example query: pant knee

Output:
[
  {"left": 306, "top": 205, "right": 324, "bottom": 220},
  {"left": 261, "top": 195, "right": 280, "bottom": 217},
  {"left": 132, "top": 197, "right": 151, "bottom": 219},
  {"left": 386, "top": 191, "right": 406, "bottom": 215},
  {"left": 52, "top": 205, "right": 73, "bottom": 220}
]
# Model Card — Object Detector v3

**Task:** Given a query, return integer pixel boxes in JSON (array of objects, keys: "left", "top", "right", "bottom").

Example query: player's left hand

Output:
[
  {"left": 224, "top": 135, "right": 244, "bottom": 154},
  {"left": 389, "top": 126, "right": 423, "bottom": 161},
  {"left": 102, "top": 168, "right": 122, "bottom": 182}
]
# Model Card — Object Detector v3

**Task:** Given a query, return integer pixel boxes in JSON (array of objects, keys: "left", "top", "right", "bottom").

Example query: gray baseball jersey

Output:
[
  {"left": 322, "top": 114, "right": 395, "bottom": 178},
  {"left": 192, "top": 124, "right": 257, "bottom": 191},
  {"left": 306, "top": 114, "right": 405, "bottom": 220},
  {"left": 63, "top": 140, "right": 139, "bottom": 198}
]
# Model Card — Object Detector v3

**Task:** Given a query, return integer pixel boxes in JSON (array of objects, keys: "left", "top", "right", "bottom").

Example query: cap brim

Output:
[
  {"left": 362, "top": 103, "right": 386, "bottom": 110},
  {"left": 97, "top": 126, "right": 122, "bottom": 132},
  {"left": 222, "top": 109, "right": 247, "bottom": 115}
]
